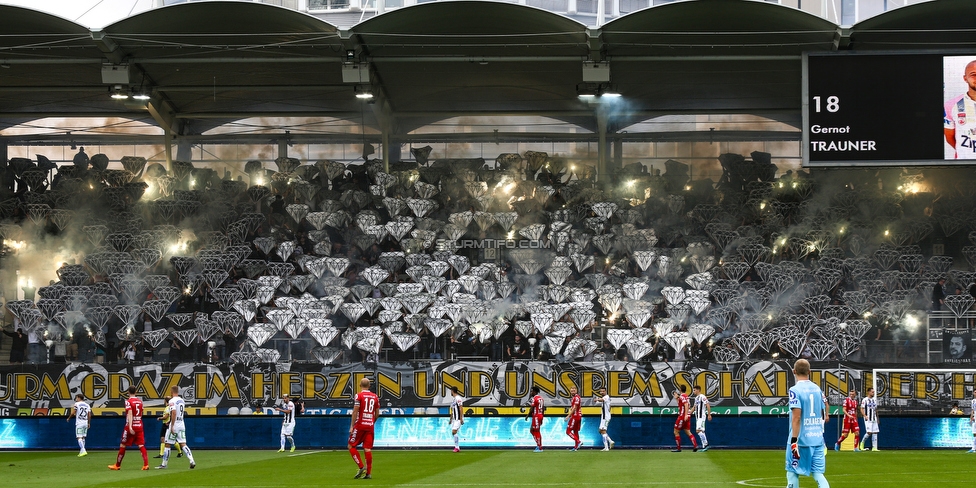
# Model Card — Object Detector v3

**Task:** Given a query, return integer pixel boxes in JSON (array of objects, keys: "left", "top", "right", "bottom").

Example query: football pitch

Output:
[{"left": 3, "top": 449, "right": 973, "bottom": 487}]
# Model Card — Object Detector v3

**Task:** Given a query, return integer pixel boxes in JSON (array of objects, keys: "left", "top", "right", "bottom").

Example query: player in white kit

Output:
[
  {"left": 693, "top": 385, "right": 713, "bottom": 452},
  {"left": 594, "top": 387, "right": 615, "bottom": 451},
  {"left": 945, "top": 60, "right": 976, "bottom": 159},
  {"left": 449, "top": 386, "right": 464, "bottom": 452},
  {"left": 157, "top": 386, "right": 196, "bottom": 469},
  {"left": 859, "top": 387, "right": 879, "bottom": 451},
  {"left": 969, "top": 392, "right": 976, "bottom": 453},
  {"left": 68, "top": 393, "right": 91, "bottom": 457},
  {"left": 276, "top": 394, "right": 296, "bottom": 452}
]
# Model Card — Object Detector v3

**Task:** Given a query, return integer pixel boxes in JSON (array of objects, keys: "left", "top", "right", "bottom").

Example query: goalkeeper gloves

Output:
[{"left": 790, "top": 437, "right": 799, "bottom": 459}]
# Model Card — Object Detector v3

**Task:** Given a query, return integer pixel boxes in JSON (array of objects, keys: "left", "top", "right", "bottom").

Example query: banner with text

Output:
[{"left": 0, "top": 361, "right": 971, "bottom": 417}]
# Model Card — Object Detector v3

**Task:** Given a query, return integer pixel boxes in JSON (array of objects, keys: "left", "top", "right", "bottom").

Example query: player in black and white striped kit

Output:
[
  {"left": 859, "top": 387, "right": 879, "bottom": 451},
  {"left": 275, "top": 394, "right": 296, "bottom": 452},
  {"left": 693, "top": 385, "right": 712, "bottom": 452},
  {"left": 449, "top": 386, "right": 464, "bottom": 452},
  {"left": 594, "top": 388, "right": 614, "bottom": 451}
]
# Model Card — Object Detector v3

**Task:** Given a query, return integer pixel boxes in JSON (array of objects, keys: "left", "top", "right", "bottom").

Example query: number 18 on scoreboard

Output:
[{"left": 803, "top": 52, "right": 961, "bottom": 167}]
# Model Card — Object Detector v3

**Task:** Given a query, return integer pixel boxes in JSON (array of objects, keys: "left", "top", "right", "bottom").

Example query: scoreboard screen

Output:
[{"left": 803, "top": 52, "right": 976, "bottom": 166}]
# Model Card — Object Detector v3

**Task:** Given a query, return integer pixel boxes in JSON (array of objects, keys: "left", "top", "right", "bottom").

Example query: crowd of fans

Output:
[{"left": 1, "top": 149, "right": 973, "bottom": 367}]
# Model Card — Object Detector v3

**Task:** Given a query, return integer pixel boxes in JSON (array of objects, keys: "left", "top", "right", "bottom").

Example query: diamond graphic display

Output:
[
  {"left": 626, "top": 309, "right": 651, "bottom": 328},
  {"left": 625, "top": 340, "right": 653, "bottom": 361},
  {"left": 246, "top": 324, "right": 277, "bottom": 347},
  {"left": 603, "top": 329, "right": 632, "bottom": 351},
  {"left": 286, "top": 204, "right": 309, "bottom": 223},
  {"left": 361, "top": 266, "right": 390, "bottom": 287},
  {"left": 172, "top": 329, "right": 200, "bottom": 347},
  {"left": 389, "top": 332, "right": 420, "bottom": 351},
  {"left": 590, "top": 202, "right": 617, "bottom": 219},
  {"left": 340, "top": 302, "right": 366, "bottom": 323},
  {"left": 309, "top": 321, "right": 339, "bottom": 346},
  {"left": 142, "top": 329, "right": 170, "bottom": 349},
  {"left": 233, "top": 299, "right": 258, "bottom": 322}
]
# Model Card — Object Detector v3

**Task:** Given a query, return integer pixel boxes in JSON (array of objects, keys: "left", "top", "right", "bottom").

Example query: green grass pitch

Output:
[{"left": 3, "top": 449, "right": 974, "bottom": 487}]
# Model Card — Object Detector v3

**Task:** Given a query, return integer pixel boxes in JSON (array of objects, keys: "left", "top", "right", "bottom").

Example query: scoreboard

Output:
[{"left": 803, "top": 52, "right": 976, "bottom": 166}]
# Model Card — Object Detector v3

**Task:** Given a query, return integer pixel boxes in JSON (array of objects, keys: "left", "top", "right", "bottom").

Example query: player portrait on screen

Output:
[
  {"left": 943, "top": 56, "right": 976, "bottom": 159},
  {"left": 943, "top": 331, "right": 972, "bottom": 362}
]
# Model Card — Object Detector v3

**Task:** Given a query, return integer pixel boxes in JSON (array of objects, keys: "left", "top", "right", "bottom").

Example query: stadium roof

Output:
[{"left": 0, "top": 0, "right": 973, "bottom": 145}]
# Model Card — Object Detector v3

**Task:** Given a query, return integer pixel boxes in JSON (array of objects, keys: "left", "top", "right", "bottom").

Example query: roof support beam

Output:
[
  {"left": 0, "top": 130, "right": 799, "bottom": 146},
  {"left": 146, "top": 100, "right": 175, "bottom": 132},
  {"left": 587, "top": 28, "right": 604, "bottom": 62},
  {"left": 91, "top": 30, "right": 125, "bottom": 65}
]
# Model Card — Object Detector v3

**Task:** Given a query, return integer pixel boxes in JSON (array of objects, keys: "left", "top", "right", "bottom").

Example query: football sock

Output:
[
  {"left": 140, "top": 446, "right": 148, "bottom": 466},
  {"left": 453, "top": 434, "right": 459, "bottom": 448},
  {"left": 78, "top": 439, "right": 85, "bottom": 450},
  {"left": 812, "top": 472, "right": 830, "bottom": 488},
  {"left": 688, "top": 433, "right": 698, "bottom": 448},
  {"left": 349, "top": 447, "right": 363, "bottom": 468},
  {"left": 872, "top": 434, "right": 878, "bottom": 449},
  {"left": 159, "top": 444, "right": 165, "bottom": 456},
  {"left": 182, "top": 446, "right": 195, "bottom": 464},
  {"left": 854, "top": 434, "right": 860, "bottom": 448},
  {"left": 116, "top": 447, "right": 126, "bottom": 466},
  {"left": 698, "top": 431, "right": 708, "bottom": 447},
  {"left": 674, "top": 435, "right": 681, "bottom": 449},
  {"left": 161, "top": 447, "right": 171, "bottom": 467},
  {"left": 280, "top": 433, "right": 286, "bottom": 450},
  {"left": 602, "top": 433, "right": 608, "bottom": 449},
  {"left": 787, "top": 471, "right": 799, "bottom": 488},
  {"left": 364, "top": 451, "right": 372, "bottom": 475}
]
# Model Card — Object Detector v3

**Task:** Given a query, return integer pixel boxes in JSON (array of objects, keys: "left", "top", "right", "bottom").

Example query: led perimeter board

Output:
[{"left": 803, "top": 52, "right": 976, "bottom": 166}]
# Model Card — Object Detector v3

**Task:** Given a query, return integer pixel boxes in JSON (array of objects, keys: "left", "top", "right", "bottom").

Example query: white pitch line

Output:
[
  {"left": 287, "top": 451, "right": 323, "bottom": 457},
  {"left": 164, "top": 481, "right": 740, "bottom": 488},
  {"left": 736, "top": 471, "right": 976, "bottom": 487}
]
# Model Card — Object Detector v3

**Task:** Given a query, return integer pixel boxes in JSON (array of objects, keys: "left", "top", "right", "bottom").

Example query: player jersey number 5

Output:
[{"left": 127, "top": 400, "right": 143, "bottom": 425}]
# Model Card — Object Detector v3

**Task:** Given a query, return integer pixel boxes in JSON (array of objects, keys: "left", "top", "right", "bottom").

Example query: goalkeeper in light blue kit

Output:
[{"left": 786, "top": 359, "right": 829, "bottom": 488}]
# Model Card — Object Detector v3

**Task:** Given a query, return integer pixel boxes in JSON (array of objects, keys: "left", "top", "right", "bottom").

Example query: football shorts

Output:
[
  {"left": 121, "top": 426, "right": 145, "bottom": 447},
  {"left": 785, "top": 444, "right": 826, "bottom": 476},
  {"left": 863, "top": 420, "right": 878, "bottom": 434},
  {"left": 75, "top": 426, "right": 88, "bottom": 438},
  {"left": 530, "top": 415, "right": 544, "bottom": 431},
  {"left": 674, "top": 417, "right": 691, "bottom": 431},
  {"left": 696, "top": 418, "right": 706, "bottom": 432},
  {"left": 450, "top": 420, "right": 462, "bottom": 431},
  {"left": 842, "top": 417, "right": 859, "bottom": 433},
  {"left": 599, "top": 417, "right": 610, "bottom": 431},
  {"left": 348, "top": 427, "right": 374, "bottom": 449},
  {"left": 165, "top": 426, "right": 187, "bottom": 445},
  {"left": 282, "top": 422, "right": 295, "bottom": 436},
  {"left": 566, "top": 416, "right": 581, "bottom": 432}
]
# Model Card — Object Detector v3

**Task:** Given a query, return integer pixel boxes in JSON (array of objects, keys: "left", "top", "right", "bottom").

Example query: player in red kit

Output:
[
  {"left": 565, "top": 386, "right": 582, "bottom": 451},
  {"left": 349, "top": 378, "right": 379, "bottom": 479},
  {"left": 834, "top": 389, "right": 861, "bottom": 452},
  {"left": 526, "top": 386, "right": 545, "bottom": 452},
  {"left": 671, "top": 385, "right": 698, "bottom": 452},
  {"left": 108, "top": 385, "right": 149, "bottom": 470}
]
